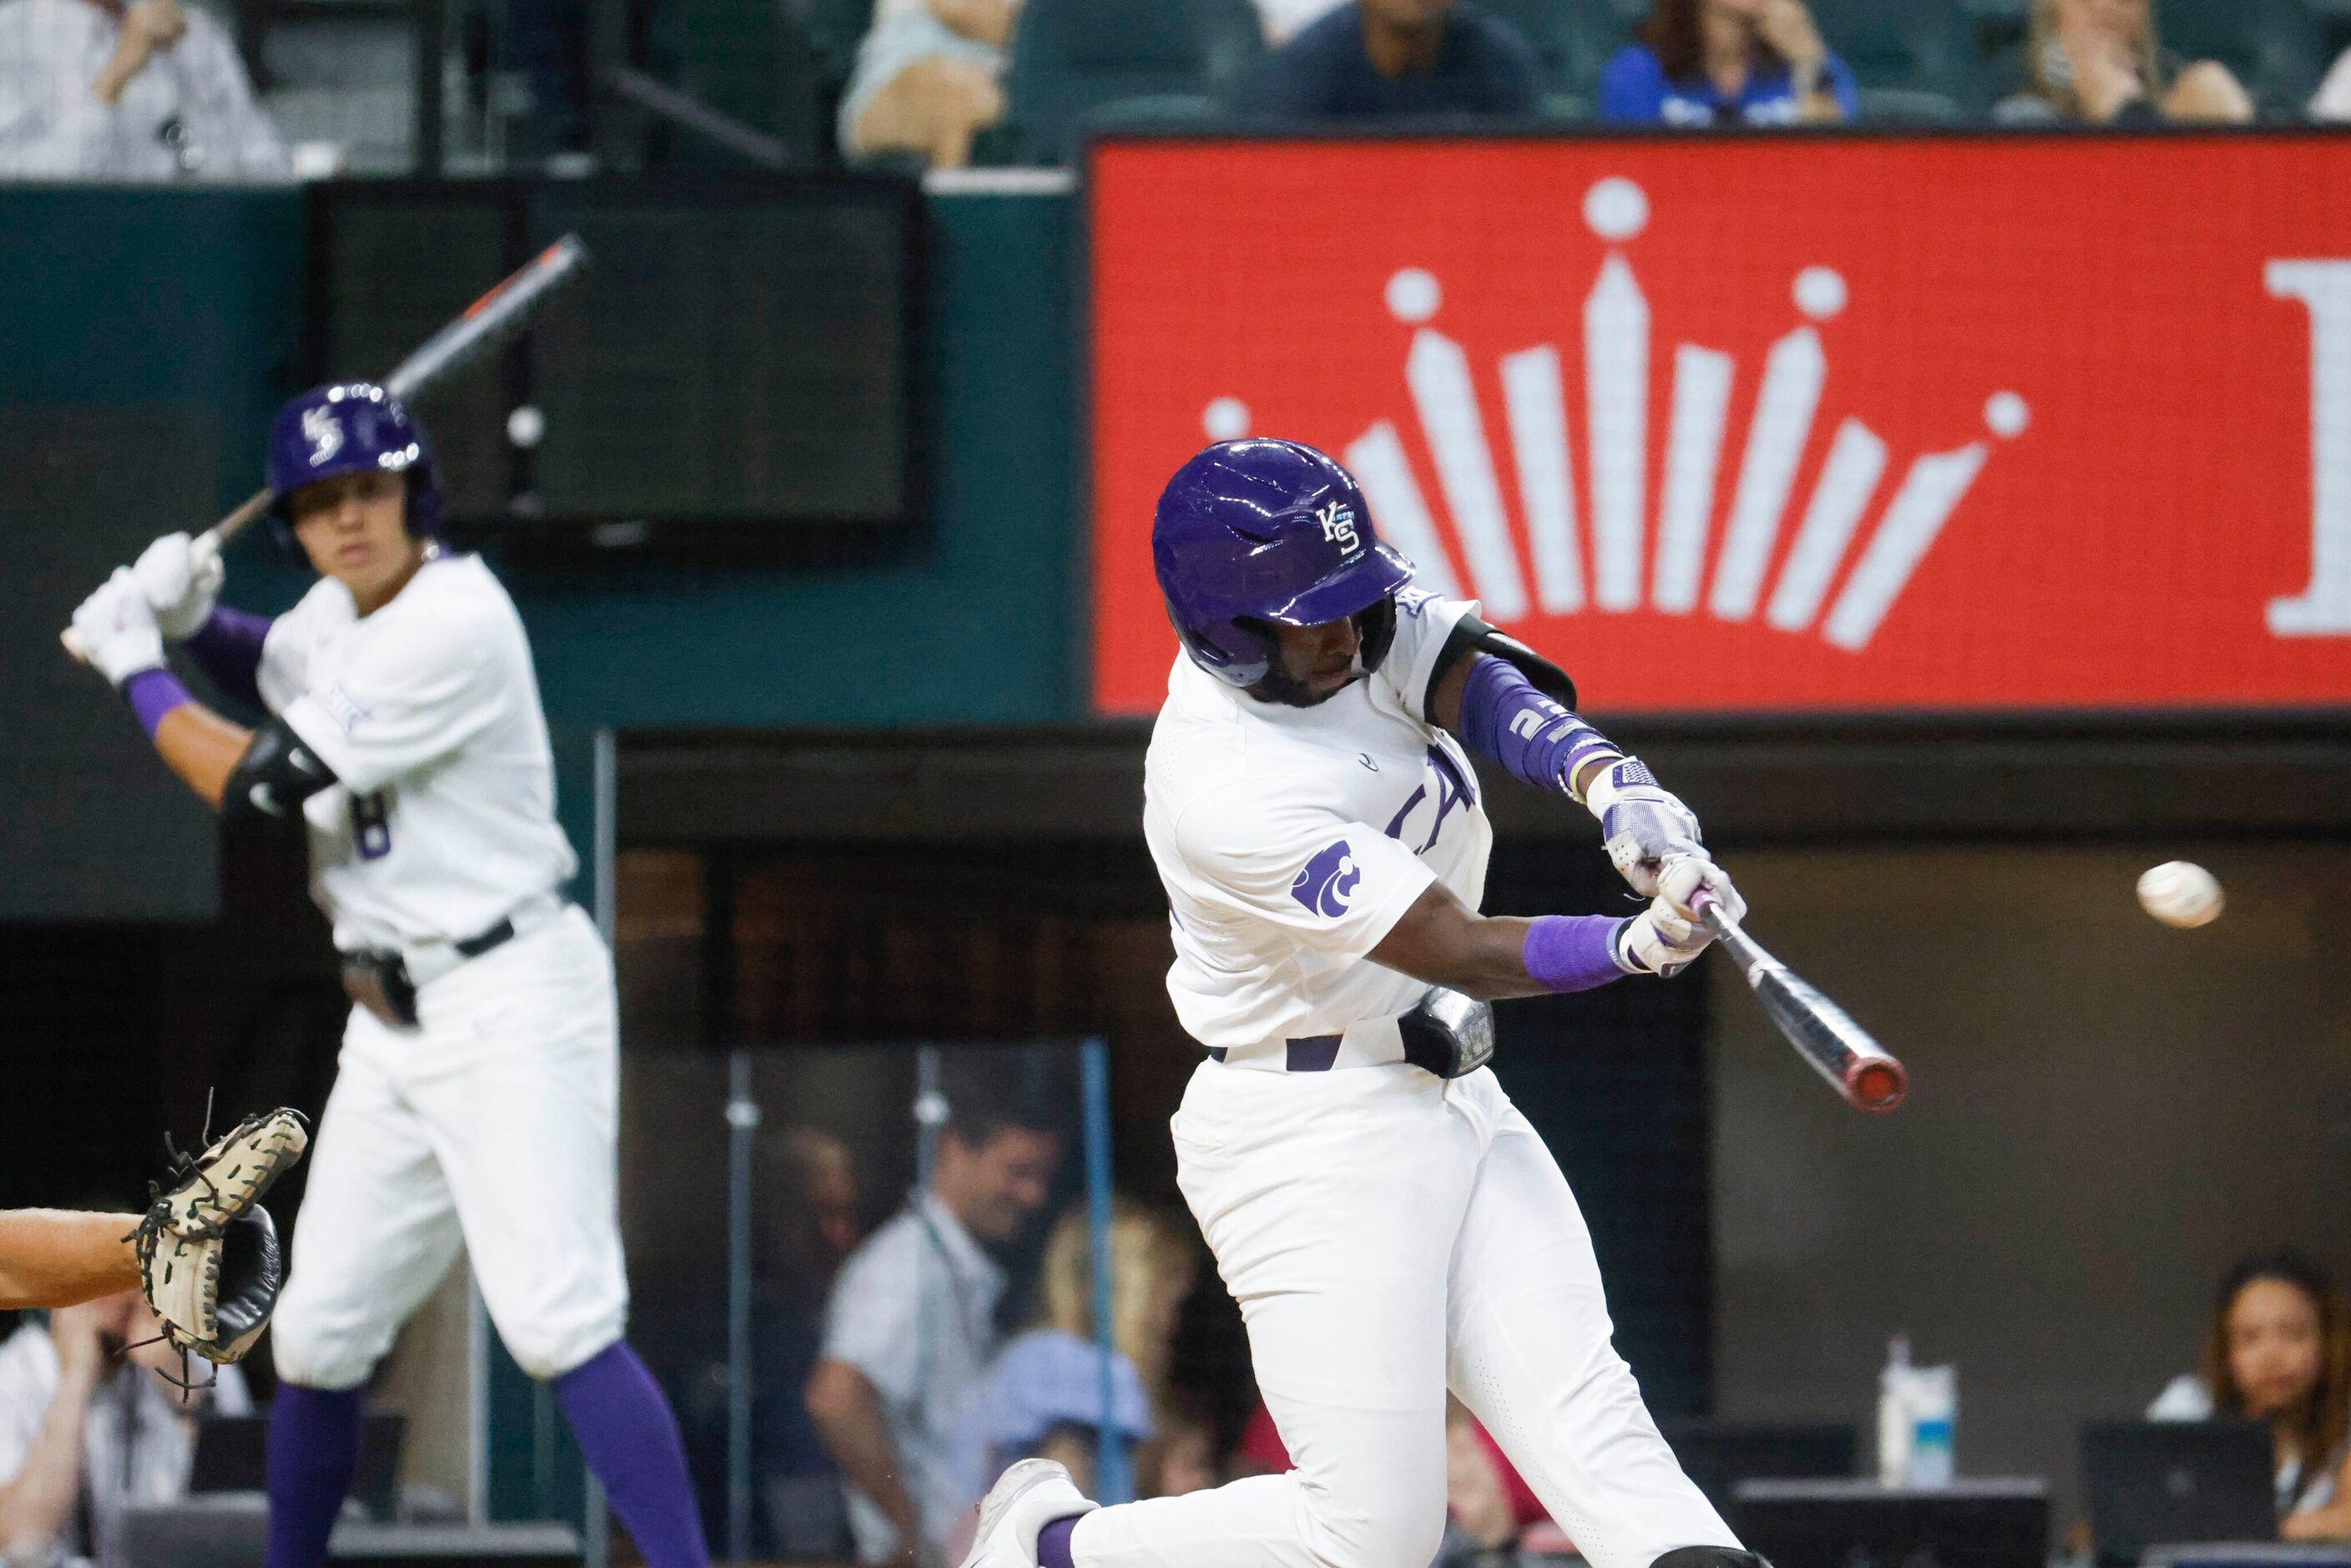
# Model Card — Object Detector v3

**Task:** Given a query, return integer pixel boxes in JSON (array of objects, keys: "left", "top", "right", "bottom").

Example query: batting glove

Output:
[
  {"left": 134, "top": 531, "right": 225, "bottom": 641},
  {"left": 70, "top": 568, "right": 166, "bottom": 689},
  {"left": 1612, "top": 860, "right": 1742, "bottom": 978},
  {"left": 1584, "top": 757, "right": 1705, "bottom": 898}
]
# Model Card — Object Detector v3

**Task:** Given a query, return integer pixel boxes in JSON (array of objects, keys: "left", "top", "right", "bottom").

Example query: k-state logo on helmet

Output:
[
  {"left": 301, "top": 406, "right": 344, "bottom": 467},
  {"left": 1290, "top": 839, "right": 1360, "bottom": 917},
  {"left": 1316, "top": 501, "right": 1360, "bottom": 552}
]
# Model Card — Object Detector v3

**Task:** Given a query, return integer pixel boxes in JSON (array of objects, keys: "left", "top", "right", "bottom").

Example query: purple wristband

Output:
[
  {"left": 1524, "top": 913, "right": 1629, "bottom": 994},
  {"left": 123, "top": 667, "right": 193, "bottom": 739}
]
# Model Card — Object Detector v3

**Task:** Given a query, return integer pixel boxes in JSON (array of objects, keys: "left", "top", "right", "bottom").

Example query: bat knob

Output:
[{"left": 1846, "top": 1058, "right": 1909, "bottom": 1112}]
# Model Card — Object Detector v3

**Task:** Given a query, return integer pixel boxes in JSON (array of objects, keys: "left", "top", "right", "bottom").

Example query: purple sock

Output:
[
  {"left": 265, "top": 1383, "right": 365, "bottom": 1568},
  {"left": 1524, "top": 913, "right": 1630, "bottom": 993},
  {"left": 552, "top": 1341, "right": 710, "bottom": 1568},
  {"left": 1038, "top": 1515, "right": 1083, "bottom": 1568}
]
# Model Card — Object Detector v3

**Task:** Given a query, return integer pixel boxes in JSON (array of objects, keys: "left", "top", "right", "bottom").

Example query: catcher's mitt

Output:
[
  {"left": 138, "top": 1206, "right": 285, "bottom": 1365},
  {"left": 156, "top": 1106, "right": 309, "bottom": 1238},
  {"left": 131, "top": 1104, "right": 309, "bottom": 1370}
]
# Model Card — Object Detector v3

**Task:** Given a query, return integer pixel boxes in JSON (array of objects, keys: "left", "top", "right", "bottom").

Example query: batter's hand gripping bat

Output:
[
  {"left": 1692, "top": 890, "right": 1909, "bottom": 1113},
  {"left": 62, "top": 234, "right": 592, "bottom": 663}
]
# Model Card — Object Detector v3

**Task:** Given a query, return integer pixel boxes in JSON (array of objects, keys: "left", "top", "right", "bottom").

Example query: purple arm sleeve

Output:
[
  {"left": 1524, "top": 914, "right": 1629, "bottom": 994},
  {"left": 185, "top": 605, "right": 272, "bottom": 711},
  {"left": 1454, "top": 654, "right": 1620, "bottom": 797},
  {"left": 123, "top": 668, "right": 193, "bottom": 740}
]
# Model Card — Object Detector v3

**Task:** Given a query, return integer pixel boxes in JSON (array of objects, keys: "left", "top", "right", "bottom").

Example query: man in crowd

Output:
[
  {"left": 0, "top": 0, "right": 286, "bottom": 178},
  {"left": 1258, "top": 0, "right": 1540, "bottom": 120},
  {"left": 0, "top": 1292, "right": 253, "bottom": 1565},
  {"left": 806, "top": 1095, "right": 1062, "bottom": 1566}
]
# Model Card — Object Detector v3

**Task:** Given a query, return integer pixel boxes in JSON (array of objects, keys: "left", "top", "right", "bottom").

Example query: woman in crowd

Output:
[
  {"left": 951, "top": 1200, "right": 1199, "bottom": 1505},
  {"left": 837, "top": 0, "right": 1018, "bottom": 169},
  {"left": 1993, "top": 0, "right": 2249, "bottom": 124},
  {"left": 1600, "top": 0, "right": 1856, "bottom": 126},
  {"left": 2150, "top": 1251, "right": 2351, "bottom": 1539}
]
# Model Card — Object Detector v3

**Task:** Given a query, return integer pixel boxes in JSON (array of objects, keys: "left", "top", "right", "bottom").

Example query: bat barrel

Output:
[
  {"left": 1693, "top": 888, "right": 1910, "bottom": 1115},
  {"left": 1846, "top": 1056, "right": 1909, "bottom": 1112}
]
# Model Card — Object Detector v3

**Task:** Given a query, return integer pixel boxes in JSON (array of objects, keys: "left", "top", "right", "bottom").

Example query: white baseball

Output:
[
  {"left": 2136, "top": 861, "right": 2223, "bottom": 928},
  {"left": 505, "top": 404, "right": 545, "bottom": 448}
]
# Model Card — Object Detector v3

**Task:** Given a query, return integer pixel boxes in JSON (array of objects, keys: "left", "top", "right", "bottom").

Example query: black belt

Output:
[
  {"left": 454, "top": 917, "right": 517, "bottom": 959},
  {"left": 341, "top": 912, "right": 528, "bottom": 1029}
]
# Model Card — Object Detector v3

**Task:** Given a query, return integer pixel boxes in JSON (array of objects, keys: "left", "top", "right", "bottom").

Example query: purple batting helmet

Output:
[
  {"left": 265, "top": 382, "right": 443, "bottom": 544},
  {"left": 1151, "top": 439, "right": 1413, "bottom": 690}
]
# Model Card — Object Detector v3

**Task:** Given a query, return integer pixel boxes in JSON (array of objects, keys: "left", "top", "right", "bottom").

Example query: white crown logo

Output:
[{"left": 1201, "top": 177, "right": 2030, "bottom": 651}]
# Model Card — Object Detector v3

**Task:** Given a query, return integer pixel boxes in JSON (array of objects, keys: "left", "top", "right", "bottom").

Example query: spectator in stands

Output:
[
  {"left": 1256, "top": 0, "right": 1541, "bottom": 121},
  {"left": 837, "top": 0, "right": 1017, "bottom": 169},
  {"left": 806, "top": 1094, "right": 1061, "bottom": 1565},
  {"left": 1600, "top": 0, "right": 1856, "bottom": 126},
  {"left": 754, "top": 1128, "right": 865, "bottom": 1558},
  {"left": 1993, "top": 0, "right": 2250, "bottom": 125},
  {"left": 0, "top": 1292, "right": 252, "bottom": 1565},
  {"left": 2313, "top": 47, "right": 2351, "bottom": 122},
  {"left": 1255, "top": 0, "right": 1347, "bottom": 47},
  {"left": 0, "top": 0, "right": 286, "bottom": 178},
  {"left": 949, "top": 1199, "right": 1196, "bottom": 1505},
  {"left": 2314, "top": 49, "right": 2351, "bottom": 122},
  {"left": 2149, "top": 1250, "right": 2351, "bottom": 1539}
]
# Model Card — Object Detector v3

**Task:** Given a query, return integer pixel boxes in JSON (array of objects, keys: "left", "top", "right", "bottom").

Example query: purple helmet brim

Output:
[{"left": 1261, "top": 541, "right": 1414, "bottom": 626}]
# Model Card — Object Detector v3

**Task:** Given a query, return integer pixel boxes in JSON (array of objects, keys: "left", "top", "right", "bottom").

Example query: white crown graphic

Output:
[{"left": 1201, "top": 177, "right": 2030, "bottom": 651}]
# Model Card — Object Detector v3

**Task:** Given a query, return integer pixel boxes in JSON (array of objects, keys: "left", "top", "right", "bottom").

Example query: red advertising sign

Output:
[{"left": 1089, "top": 135, "right": 2351, "bottom": 716}]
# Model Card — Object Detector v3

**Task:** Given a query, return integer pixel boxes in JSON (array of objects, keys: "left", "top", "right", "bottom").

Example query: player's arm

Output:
[
  {"left": 1373, "top": 868, "right": 1722, "bottom": 1000},
  {"left": 71, "top": 565, "right": 341, "bottom": 818},
  {"left": 1424, "top": 624, "right": 1731, "bottom": 904},
  {"left": 0, "top": 1211, "right": 141, "bottom": 1311}
]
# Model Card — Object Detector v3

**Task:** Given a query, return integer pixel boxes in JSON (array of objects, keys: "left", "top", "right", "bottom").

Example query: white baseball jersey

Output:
[
  {"left": 1144, "top": 589, "right": 1493, "bottom": 1050},
  {"left": 256, "top": 551, "right": 576, "bottom": 954}
]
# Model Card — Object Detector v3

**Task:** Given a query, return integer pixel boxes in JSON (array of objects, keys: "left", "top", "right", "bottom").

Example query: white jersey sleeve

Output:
[
  {"left": 1170, "top": 787, "right": 1437, "bottom": 962},
  {"left": 1376, "top": 588, "right": 1478, "bottom": 727},
  {"left": 278, "top": 597, "right": 498, "bottom": 796}
]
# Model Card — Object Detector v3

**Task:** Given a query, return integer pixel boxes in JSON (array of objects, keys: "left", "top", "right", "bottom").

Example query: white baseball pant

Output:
[
  {"left": 271, "top": 906, "right": 629, "bottom": 1388},
  {"left": 1073, "top": 1062, "right": 1737, "bottom": 1568}
]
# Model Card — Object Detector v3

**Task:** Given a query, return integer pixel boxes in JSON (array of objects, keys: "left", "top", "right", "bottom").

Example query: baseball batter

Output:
[
  {"left": 964, "top": 441, "right": 1767, "bottom": 1568},
  {"left": 66, "top": 383, "right": 707, "bottom": 1568}
]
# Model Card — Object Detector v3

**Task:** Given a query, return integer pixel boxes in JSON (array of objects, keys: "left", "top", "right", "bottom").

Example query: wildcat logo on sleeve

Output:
[{"left": 1290, "top": 840, "right": 1361, "bottom": 918}]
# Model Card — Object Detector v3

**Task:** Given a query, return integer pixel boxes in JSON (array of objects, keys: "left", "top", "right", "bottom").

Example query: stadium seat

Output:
[
  {"left": 2160, "top": 0, "right": 2325, "bottom": 117},
  {"left": 1004, "top": 0, "right": 1264, "bottom": 163},
  {"left": 1807, "top": 0, "right": 1988, "bottom": 113},
  {"left": 784, "top": 0, "right": 875, "bottom": 78},
  {"left": 1476, "top": 0, "right": 1633, "bottom": 99},
  {"left": 1857, "top": 86, "right": 1968, "bottom": 123},
  {"left": 645, "top": 0, "right": 831, "bottom": 164}
]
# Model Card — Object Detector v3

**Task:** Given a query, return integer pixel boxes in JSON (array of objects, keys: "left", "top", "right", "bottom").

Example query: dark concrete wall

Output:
[{"left": 1709, "top": 842, "right": 2351, "bottom": 1527}]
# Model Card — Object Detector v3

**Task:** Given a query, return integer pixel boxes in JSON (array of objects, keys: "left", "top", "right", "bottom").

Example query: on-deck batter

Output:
[
  {"left": 963, "top": 440, "right": 1768, "bottom": 1568},
  {"left": 66, "top": 382, "right": 708, "bottom": 1568}
]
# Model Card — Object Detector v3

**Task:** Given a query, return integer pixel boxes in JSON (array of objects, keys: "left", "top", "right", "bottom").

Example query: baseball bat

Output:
[
  {"left": 1693, "top": 890, "right": 1909, "bottom": 1113},
  {"left": 63, "top": 234, "right": 592, "bottom": 663}
]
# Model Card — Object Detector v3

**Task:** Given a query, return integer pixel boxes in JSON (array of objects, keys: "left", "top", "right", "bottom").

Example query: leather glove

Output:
[
  {"left": 69, "top": 568, "right": 166, "bottom": 688},
  {"left": 1584, "top": 757, "right": 1705, "bottom": 898},
  {"left": 133, "top": 531, "right": 225, "bottom": 641}
]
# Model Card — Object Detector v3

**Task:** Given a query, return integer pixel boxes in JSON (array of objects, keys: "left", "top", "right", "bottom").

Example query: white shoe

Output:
[{"left": 958, "top": 1458, "right": 1099, "bottom": 1568}]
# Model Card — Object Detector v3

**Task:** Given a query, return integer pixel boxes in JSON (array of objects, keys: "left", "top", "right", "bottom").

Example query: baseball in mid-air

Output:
[
  {"left": 2137, "top": 860, "right": 2223, "bottom": 928},
  {"left": 505, "top": 403, "right": 545, "bottom": 448}
]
